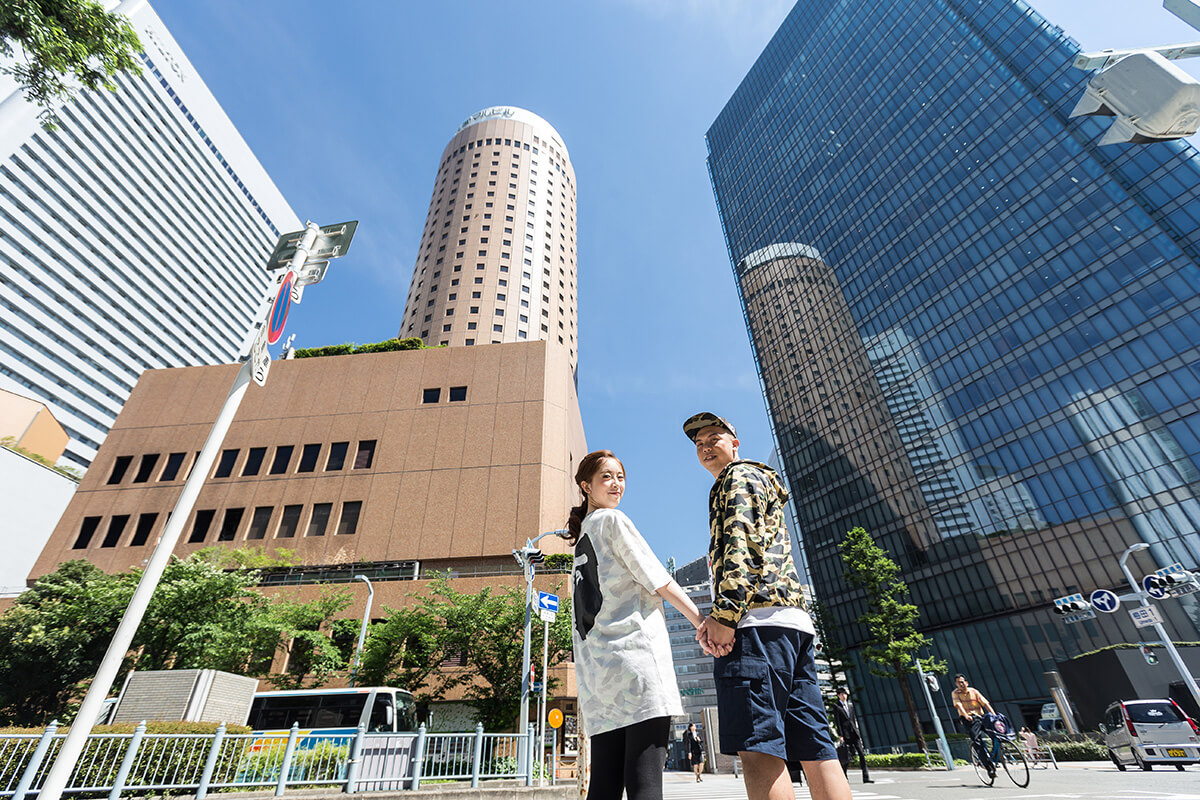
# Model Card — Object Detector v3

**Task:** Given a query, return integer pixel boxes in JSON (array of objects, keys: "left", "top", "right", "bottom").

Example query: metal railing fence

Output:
[{"left": 0, "top": 722, "right": 538, "bottom": 797}]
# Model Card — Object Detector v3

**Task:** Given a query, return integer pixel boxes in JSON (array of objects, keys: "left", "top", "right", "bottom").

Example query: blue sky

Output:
[{"left": 153, "top": 0, "right": 1200, "bottom": 568}]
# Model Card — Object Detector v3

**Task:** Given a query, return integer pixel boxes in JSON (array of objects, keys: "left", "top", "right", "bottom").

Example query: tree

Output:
[
  {"left": 355, "top": 606, "right": 443, "bottom": 696},
  {"left": 839, "top": 526, "right": 944, "bottom": 751},
  {"left": 809, "top": 598, "right": 851, "bottom": 695},
  {"left": 0, "top": 0, "right": 142, "bottom": 128}
]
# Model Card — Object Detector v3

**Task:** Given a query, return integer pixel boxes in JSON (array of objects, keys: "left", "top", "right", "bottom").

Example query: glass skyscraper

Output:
[{"left": 708, "top": 0, "right": 1200, "bottom": 744}]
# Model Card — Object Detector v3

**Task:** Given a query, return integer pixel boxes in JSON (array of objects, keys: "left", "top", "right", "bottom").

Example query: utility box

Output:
[{"left": 111, "top": 669, "right": 258, "bottom": 725}]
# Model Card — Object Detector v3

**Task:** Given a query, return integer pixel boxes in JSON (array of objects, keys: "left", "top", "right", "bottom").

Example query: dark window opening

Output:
[
  {"left": 270, "top": 446, "right": 294, "bottom": 474},
  {"left": 307, "top": 503, "right": 332, "bottom": 536},
  {"left": 246, "top": 506, "right": 273, "bottom": 540},
  {"left": 326, "top": 442, "right": 348, "bottom": 471},
  {"left": 422, "top": 387, "right": 441, "bottom": 403},
  {"left": 214, "top": 449, "right": 239, "bottom": 478},
  {"left": 449, "top": 386, "right": 467, "bottom": 402},
  {"left": 73, "top": 516, "right": 102, "bottom": 549},
  {"left": 243, "top": 446, "right": 267, "bottom": 476},
  {"left": 132, "top": 454, "right": 159, "bottom": 483},
  {"left": 107, "top": 456, "right": 133, "bottom": 485},
  {"left": 130, "top": 513, "right": 158, "bottom": 547},
  {"left": 100, "top": 515, "right": 130, "bottom": 548},
  {"left": 159, "top": 452, "right": 186, "bottom": 481},
  {"left": 337, "top": 501, "right": 362, "bottom": 535},
  {"left": 297, "top": 443, "right": 321, "bottom": 473},
  {"left": 189, "top": 510, "right": 215, "bottom": 543},
  {"left": 277, "top": 505, "right": 303, "bottom": 538},
  {"left": 354, "top": 440, "right": 376, "bottom": 469},
  {"left": 218, "top": 508, "right": 245, "bottom": 541}
]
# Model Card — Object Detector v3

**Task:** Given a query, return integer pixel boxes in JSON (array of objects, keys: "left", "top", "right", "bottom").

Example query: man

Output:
[
  {"left": 831, "top": 688, "right": 872, "bottom": 783},
  {"left": 684, "top": 412, "right": 851, "bottom": 800},
  {"left": 951, "top": 674, "right": 996, "bottom": 778}
]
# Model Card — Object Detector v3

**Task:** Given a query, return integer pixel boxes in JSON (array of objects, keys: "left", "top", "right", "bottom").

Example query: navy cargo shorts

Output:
[{"left": 713, "top": 625, "right": 838, "bottom": 762}]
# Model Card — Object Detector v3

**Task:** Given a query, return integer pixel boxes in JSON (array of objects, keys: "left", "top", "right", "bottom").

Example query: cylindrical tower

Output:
[{"left": 400, "top": 106, "right": 578, "bottom": 371}]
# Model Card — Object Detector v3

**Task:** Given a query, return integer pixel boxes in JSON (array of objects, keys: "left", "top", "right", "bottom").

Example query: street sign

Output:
[
  {"left": 548, "top": 709, "right": 563, "bottom": 729},
  {"left": 267, "top": 220, "right": 359, "bottom": 270},
  {"left": 1090, "top": 588, "right": 1120, "bottom": 613},
  {"left": 267, "top": 270, "right": 294, "bottom": 345},
  {"left": 1130, "top": 604, "right": 1164, "bottom": 629},
  {"left": 531, "top": 681, "right": 543, "bottom": 693},
  {"left": 1144, "top": 574, "right": 1168, "bottom": 600},
  {"left": 249, "top": 329, "right": 270, "bottom": 387},
  {"left": 537, "top": 592, "right": 559, "bottom": 613},
  {"left": 538, "top": 608, "right": 556, "bottom": 624}
]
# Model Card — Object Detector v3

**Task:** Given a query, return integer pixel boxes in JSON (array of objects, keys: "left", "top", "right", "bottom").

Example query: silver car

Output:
[{"left": 1103, "top": 699, "right": 1200, "bottom": 771}]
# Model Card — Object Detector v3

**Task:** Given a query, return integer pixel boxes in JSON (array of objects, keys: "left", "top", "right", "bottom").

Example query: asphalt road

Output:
[{"left": 662, "top": 763, "right": 1200, "bottom": 800}]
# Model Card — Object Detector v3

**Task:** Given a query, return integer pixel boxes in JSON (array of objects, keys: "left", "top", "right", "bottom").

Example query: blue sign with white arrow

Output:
[
  {"left": 1090, "top": 588, "right": 1120, "bottom": 613},
  {"left": 537, "top": 592, "right": 559, "bottom": 613}
]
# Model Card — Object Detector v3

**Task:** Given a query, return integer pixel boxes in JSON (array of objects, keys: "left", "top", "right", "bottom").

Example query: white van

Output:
[{"left": 1103, "top": 699, "right": 1200, "bottom": 771}]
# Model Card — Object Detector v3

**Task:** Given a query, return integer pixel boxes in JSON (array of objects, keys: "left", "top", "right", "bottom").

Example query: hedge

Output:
[
  {"left": 1044, "top": 739, "right": 1109, "bottom": 761},
  {"left": 294, "top": 338, "right": 428, "bottom": 359}
]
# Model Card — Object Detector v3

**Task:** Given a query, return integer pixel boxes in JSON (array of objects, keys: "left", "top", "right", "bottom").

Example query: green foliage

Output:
[
  {"left": 0, "top": 0, "right": 142, "bottom": 128},
  {"left": 206, "top": 545, "right": 300, "bottom": 569},
  {"left": 542, "top": 553, "right": 572, "bottom": 572},
  {"left": 839, "top": 527, "right": 943, "bottom": 751},
  {"left": 293, "top": 337, "right": 428, "bottom": 359},
  {"left": 0, "top": 435, "right": 82, "bottom": 480},
  {"left": 864, "top": 752, "right": 957, "bottom": 769},
  {"left": 1045, "top": 739, "right": 1108, "bottom": 760},
  {"left": 355, "top": 606, "right": 442, "bottom": 695}
]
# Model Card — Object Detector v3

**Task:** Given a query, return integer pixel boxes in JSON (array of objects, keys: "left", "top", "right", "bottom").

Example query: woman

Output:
[
  {"left": 566, "top": 450, "right": 704, "bottom": 800},
  {"left": 683, "top": 722, "right": 704, "bottom": 782}
]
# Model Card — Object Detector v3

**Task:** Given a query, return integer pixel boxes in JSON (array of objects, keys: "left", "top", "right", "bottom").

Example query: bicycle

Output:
[{"left": 969, "top": 714, "right": 1030, "bottom": 788}]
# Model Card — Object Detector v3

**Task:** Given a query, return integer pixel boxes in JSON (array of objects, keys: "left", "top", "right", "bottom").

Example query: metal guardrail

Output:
[{"left": 0, "top": 722, "right": 539, "bottom": 797}]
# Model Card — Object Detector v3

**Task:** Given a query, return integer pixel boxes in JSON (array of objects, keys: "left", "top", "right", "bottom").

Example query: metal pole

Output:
[
  {"left": 526, "top": 724, "right": 535, "bottom": 786},
  {"left": 411, "top": 723, "right": 427, "bottom": 791},
  {"left": 470, "top": 722, "right": 484, "bottom": 788},
  {"left": 1119, "top": 544, "right": 1200, "bottom": 711},
  {"left": 343, "top": 725, "right": 365, "bottom": 794},
  {"left": 539, "top": 618, "right": 549, "bottom": 786},
  {"left": 275, "top": 723, "right": 300, "bottom": 797},
  {"left": 350, "top": 575, "right": 374, "bottom": 686},
  {"left": 914, "top": 661, "right": 954, "bottom": 770},
  {"left": 517, "top": 551, "right": 534, "bottom": 736},
  {"left": 13, "top": 721, "right": 58, "bottom": 800},
  {"left": 36, "top": 223, "right": 323, "bottom": 800},
  {"left": 194, "top": 722, "right": 224, "bottom": 800}
]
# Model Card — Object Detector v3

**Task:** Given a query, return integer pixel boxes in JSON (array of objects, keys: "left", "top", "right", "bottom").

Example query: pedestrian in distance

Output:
[
  {"left": 683, "top": 722, "right": 704, "bottom": 782},
  {"left": 565, "top": 449, "right": 705, "bottom": 800},
  {"left": 831, "top": 688, "right": 873, "bottom": 783},
  {"left": 684, "top": 412, "right": 853, "bottom": 800}
]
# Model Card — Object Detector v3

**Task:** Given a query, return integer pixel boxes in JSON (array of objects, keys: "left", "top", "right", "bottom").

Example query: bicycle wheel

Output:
[
  {"left": 972, "top": 743, "right": 995, "bottom": 786},
  {"left": 1000, "top": 739, "right": 1030, "bottom": 788}
]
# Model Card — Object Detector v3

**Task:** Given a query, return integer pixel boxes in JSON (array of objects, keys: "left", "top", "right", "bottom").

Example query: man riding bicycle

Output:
[{"left": 952, "top": 674, "right": 996, "bottom": 778}]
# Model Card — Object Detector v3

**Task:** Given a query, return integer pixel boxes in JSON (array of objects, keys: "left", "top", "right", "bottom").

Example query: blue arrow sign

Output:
[
  {"left": 537, "top": 591, "right": 559, "bottom": 613},
  {"left": 1090, "top": 588, "right": 1120, "bottom": 613},
  {"left": 1144, "top": 574, "right": 1167, "bottom": 600}
]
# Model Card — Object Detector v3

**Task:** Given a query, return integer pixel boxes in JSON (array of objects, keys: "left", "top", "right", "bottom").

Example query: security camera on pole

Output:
[{"left": 35, "top": 220, "right": 358, "bottom": 800}]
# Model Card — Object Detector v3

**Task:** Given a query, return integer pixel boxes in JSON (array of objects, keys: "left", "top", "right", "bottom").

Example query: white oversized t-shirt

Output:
[{"left": 572, "top": 507, "right": 683, "bottom": 736}]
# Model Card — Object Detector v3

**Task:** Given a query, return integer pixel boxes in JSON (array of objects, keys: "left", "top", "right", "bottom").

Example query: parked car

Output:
[{"left": 1102, "top": 699, "right": 1200, "bottom": 771}]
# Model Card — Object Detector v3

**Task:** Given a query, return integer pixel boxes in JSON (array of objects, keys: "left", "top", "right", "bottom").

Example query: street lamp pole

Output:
[
  {"left": 1118, "top": 543, "right": 1200, "bottom": 711},
  {"left": 514, "top": 530, "right": 568, "bottom": 735},
  {"left": 350, "top": 574, "right": 374, "bottom": 687}
]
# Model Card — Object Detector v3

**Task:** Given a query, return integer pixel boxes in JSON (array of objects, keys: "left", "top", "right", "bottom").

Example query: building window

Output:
[
  {"left": 449, "top": 386, "right": 467, "bottom": 402},
  {"left": 494, "top": 324, "right": 504, "bottom": 332},
  {"left": 423, "top": 388, "right": 441, "bottom": 403},
  {"left": 335, "top": 502, "right": 362, "bottom": 536},
  {"left": 326, "top": 442, "right": 348, "bottom": 471},
  {"left": 188, "top": 510, "right": 215, "bottom": 543},
  {"left": 100, "top": 515, "right": 129, "bottom": 548},
  {"left": 72, "top": 516, "right": 102, "bottom": 549},
  {"left": 246, "top": 507, "right": 273, "bottom": 540},
  {"left": 277, "top": 505, "right": 303, "bottom": 538},
  {"left": 214, "top": 449, "right": 239, "bottom": 478},
  {"left": 159, "top": 452, "right": 186, "bottom": 481},
  {"left": 297, "top": 443, "right": 321, "bottom": 473},
  {"left": 130, "top": 513, "right": 157, "bottom": 547},
  {"left": 269, "top": 445, "right": 294, "bottom": 474},
  {"left": 243, "top": 447, "right": 267, "bottom": 476},
  {"left": 354, "top": 440, "right": 376, "bottom": 469},
  {"left": 132, "top": 454, "right": 159, "bottom": 484},
  {"left": 107, "top": 455, "right": 133, "bottom": 485},
  {"left": 218, "top": 508, "right": 244, "bottom": 541},
  {"left": 307, "top": 503, "right": 332, "bottom": 537}
]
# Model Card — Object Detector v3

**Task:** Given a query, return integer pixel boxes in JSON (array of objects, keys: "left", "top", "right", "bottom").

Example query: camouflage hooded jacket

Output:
[{"left": 708, "top": 459, "right": 805, "bottom": 628}]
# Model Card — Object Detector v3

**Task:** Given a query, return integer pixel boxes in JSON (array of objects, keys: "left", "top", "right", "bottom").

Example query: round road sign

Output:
[
  {"left": 548, "top": 709, "right": 563, "bottom": 729},
  {"left": 267, "top": 271, "right": 294, "bottom": 345},
  {"left": 1143, "top": 574, "right": 1167, "bottom": 600},
  {"left": 1090, "top": 588, "right": 1120, "bottom": 613}
]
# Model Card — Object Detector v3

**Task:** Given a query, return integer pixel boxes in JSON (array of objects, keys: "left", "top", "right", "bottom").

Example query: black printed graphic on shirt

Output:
[{"left": 573, "top": 533, "right": 602, "bottom": 640}]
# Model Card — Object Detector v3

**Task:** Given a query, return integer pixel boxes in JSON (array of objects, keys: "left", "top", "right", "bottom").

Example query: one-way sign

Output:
[{"left": 537, "top": 592, "right": 559, "bottom": 613}]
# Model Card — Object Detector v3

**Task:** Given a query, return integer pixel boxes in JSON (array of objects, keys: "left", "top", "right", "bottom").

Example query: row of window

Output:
[
  {"left": 105, "top": 440, "right": 377, "bottom": 485},
  {"left": 71, "top": 500, "right": 363, "bottom": 549}
]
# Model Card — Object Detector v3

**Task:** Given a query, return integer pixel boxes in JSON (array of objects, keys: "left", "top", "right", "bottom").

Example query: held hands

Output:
[{"left": 696, "top": 615, "right": 735, "bottom": 657}]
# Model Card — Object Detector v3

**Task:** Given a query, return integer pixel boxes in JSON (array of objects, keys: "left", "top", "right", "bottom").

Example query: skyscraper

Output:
[
  {"left": 0, "top": 0, "right": 299, "bottom": 468},
  {"left": 399, "top": 107, "right": 579, "bottom": 373},
  {"left": 708, "top": 0, "right": 1200, "bottom": 743}
]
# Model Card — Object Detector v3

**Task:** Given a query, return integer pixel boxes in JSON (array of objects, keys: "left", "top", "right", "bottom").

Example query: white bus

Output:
[{"left": 248, "top": 687, "right": 417, "bottom": 736}]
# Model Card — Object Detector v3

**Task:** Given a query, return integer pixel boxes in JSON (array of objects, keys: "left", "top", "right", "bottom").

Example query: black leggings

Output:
[{"left": 588, "top": 716, "right": 670, "bottom": 800}]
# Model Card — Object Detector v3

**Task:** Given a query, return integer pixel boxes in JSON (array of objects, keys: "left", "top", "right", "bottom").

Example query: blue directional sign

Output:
[
  {"left": 1144, "top": 575, "right": 1168, "bottom": 600},
  {"left": 1090, "top": 588, "right": 1120, "bottom": 613},
  {"left": 537, "top": 592, "right": 559, "bottom": 613}
]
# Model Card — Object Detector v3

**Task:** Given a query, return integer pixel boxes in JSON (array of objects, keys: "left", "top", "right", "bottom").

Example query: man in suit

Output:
[{"left": 831, "top": 688, "right": 872, "bottom": 783}]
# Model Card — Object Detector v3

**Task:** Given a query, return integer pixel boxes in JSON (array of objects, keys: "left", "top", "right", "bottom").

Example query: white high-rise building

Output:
[{"left": 0, "top": 0, "right": 300, "bottom": 468}]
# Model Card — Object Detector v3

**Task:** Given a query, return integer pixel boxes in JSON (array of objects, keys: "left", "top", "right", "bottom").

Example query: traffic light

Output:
[
  {"left": 1071, "top": 51, "right": 1200, "bottom": 144},
  {"left": 1157, "top": 570, "right": 1195, "bottom": 590},
  {"left": 1053, "top": 596, "right": 1090, "bottom": 615},
  {"left": 1141, "top": 645, "right": 1159, "bottom": 666}
]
